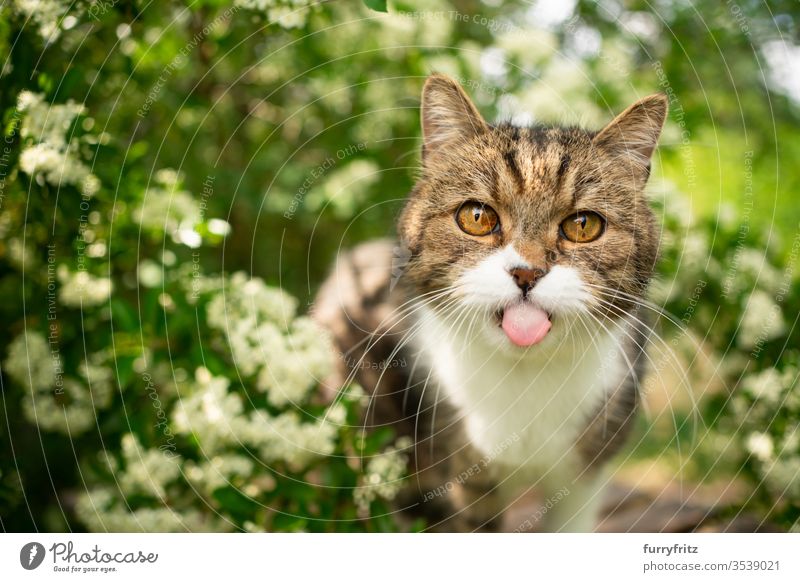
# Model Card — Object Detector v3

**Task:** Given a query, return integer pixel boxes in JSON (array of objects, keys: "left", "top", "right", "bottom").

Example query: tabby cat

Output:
[{"left": 314, "top": 74, "right": 667, "bottom": 532}]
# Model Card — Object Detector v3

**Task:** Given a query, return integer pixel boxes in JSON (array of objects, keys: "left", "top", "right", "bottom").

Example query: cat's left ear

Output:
[
  {"left": 421, "top": 74, "right": 488, "bottom": 163},
  {"left": 593, "top": 94, "right": 668, "bottom": 177}
]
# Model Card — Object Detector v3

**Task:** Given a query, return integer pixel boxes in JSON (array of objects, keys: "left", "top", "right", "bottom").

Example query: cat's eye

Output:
[
  {"left": 559, "top": 211, "right": 605, "bottom": 243},
  {"left": 455, "top": 202, "right": 500, "bottom": 236}
]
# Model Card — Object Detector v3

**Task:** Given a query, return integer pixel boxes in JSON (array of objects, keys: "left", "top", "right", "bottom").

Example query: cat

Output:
[{"left": 313, "top": 74, "right": 667, "bottom": 532}]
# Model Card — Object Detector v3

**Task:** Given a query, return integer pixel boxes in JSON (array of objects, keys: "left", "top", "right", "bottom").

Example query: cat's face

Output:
[{"left": 399, "top": 74, "right": 667, "bottom": 352}]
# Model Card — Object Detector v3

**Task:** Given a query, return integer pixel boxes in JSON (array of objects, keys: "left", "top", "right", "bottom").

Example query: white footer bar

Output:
[{"left": 2, "top": 533, "right": 798, "bottom": 580}]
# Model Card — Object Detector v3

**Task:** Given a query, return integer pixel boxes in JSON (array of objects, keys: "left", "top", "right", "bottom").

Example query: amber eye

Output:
[
  {"left": 455, "top": 202, "right": 500, "bottom": 236},
  {"left": 559, "top": 211, "right": 605, "bottom": 243}
]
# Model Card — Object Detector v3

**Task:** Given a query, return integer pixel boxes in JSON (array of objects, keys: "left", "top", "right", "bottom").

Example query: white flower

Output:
[
  {"left": 7, "top": 334, "right": 110, "bottom": 434},
  {"left": 4, "top": 331, "right": 53, "bottom": 389},
  {"left": 206, "top": 274, "right": 332, "bottom": 405},
  {"left": 737, "top": 290, "right": 786, "bottom": 349},
  {"left": 268, "top": 5, "right": 307, "bottom": 29},
  {"left": 233, "top": 410, "right": 338, "bottom": 469},
  {"left": 185, "top": 455, "right": 254, "bottom": 495},
  {"left": 17, "top": 91, "right": 85, "bottom": 148},
  {"left": 515, "top": 57, "right": 601, "bottom": 125},
  {"left": 379, "top": 4, "right": 453, "bottom": 48},
  {"left": 6, "top": 237, "right": 37, "bottom": 269},
  {"left": 155, "top": 168, "right": 182, "bottom": 187},
  {"left": 256, "top": 317, "right": 333, "bottom": 407},
  {"left": 118, "top": 434, "right": 181, "bottom": 499},
  {"left": 353, "top": 437, "right": 412, "bottom": 511},
  {"left": 235, "top": 0, "right": 312, "bottom": 29},
  {"left": 325, "top": 402, "right": 347, "bottom": 426},
  {"left": 76, "top": 487, "right": 222, "bottom": 532},
  {"left": 741, "top": 368, "right": 785, "bottom": 403},
  {"left": 81, "top": 173, "right": 101, "bottom": 196},
  {"left": 746, "top": 432, "right": 774, "bottom": 462},
  {"left": 138, "top": 259, "right": 163, "bottom": 288},
  {"left": 18, "top": 142, "right": 97, "bottom": 191},
  {"left": 21, "top": 378, "right": 98, "bottom": 435},
  {"left": 207, "top": 218, "right": 231, "bottom": 236},
  {"left": 17, "top": 142, "right": 97, "bottom": 192},
  {"left": 78, "top": 352, "right": 115, "bottom": 408},
  {"left": 681, "top": 231, "right": 709, "bottom": 271},
  {"left": 15, "top": 91, "right": 99, "bottom": 193},
  {"left": 497, "top": 28, "right": 557, "bottom": 64},
  {"left": 12, "top": 0, "right": 69, "bottom": 41},
  {"left": 172, "top": 369, "right": 244, "bottom": 454},
  {"left": 781, "top": 425, "right": 800, "bottom": 453},
  {"left": 182, "top": 270, "right": 223, "bottom": 304},
  {"left": 737, "top": 248, "right": 783, "bottom": 294},
  {"left": 234, "top": 0, "right": 278, "bottom": 11},
  {"left": 134, "top": 179, "right": 200, "bottom": 242},
  {"left": 57, "top": 266, "right": 113, "bottom": 307}
]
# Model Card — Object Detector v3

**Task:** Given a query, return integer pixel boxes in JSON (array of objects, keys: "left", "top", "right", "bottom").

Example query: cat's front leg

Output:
[{"left": 539, "top": 473, "right": 608, "bottom": 533}]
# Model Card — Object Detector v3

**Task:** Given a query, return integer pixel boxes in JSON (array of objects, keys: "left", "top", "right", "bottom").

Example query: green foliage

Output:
[{"left": 363, "top": 0, "right": 389, "bottom": 13}]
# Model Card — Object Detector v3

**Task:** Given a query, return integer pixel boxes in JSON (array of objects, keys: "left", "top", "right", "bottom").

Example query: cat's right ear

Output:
[
  {"left": 592, "top": 94, "right": 668, "bottom": 182},
  {"left": 421, "top": 74, "right": 487, "bottom": 163}
]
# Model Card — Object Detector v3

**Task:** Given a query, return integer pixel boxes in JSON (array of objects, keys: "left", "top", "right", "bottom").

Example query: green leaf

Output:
[
  {"left": 213, "top": 486, "right": 260, "bottom": 519},
  {"left": 363, "top": 0, "right": 388, "bottom": 13}
]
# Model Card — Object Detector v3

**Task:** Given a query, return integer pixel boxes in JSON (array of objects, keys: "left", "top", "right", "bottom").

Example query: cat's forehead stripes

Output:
[
  {"left": 485, "top": 126, "right": 588, "bottom": 205},
  {"left": 502, "top": 150, "right": 525, "bottom": 197}
]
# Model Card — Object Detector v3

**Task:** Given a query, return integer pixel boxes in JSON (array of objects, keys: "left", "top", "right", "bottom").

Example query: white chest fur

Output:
[{"left": 415, "top": 307, "right": 627, "bottom": 480}]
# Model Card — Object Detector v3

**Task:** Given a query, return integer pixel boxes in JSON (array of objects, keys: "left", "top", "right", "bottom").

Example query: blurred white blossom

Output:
[
  {"left": 6, "top": 332, "right": 112, "bottom": 434},
  {"left": 205, "top": 272, "right": 333, "bottom": 405},
  {"left": 78, "top": 353, "right": 115, "bottom": 408},
  {"left": 20, "top": 378, "right": 98, "bottom": 434},
  {"left": 741, "top": 368, "right": 786, "bottom": 403},
  {"left": 18, "top": 143, "right": 94, "bottom": 190},
  {"left": 235, "top": 0, "right": 311, "bottom": 29},
  {"left": 6, "top": 238, "right": 36, "bottom": 269},
  {"left": 255, "top": 316, "right": 334, "bottom": 406},
  {"left": 4, "top": 331, "right": 53, "bottom": 390},
  {"left": 12, "top": 0, "right": 69, "bottom": 41},
  {"left": 57, "top": 265, "right": 113, "bottom": 307},
  {"left": 16, "top": 91, "right": 99, "bottom": 194},
  {"left": 737, "top": 290, "right": 785, "bottom": 349},
  {"left": 354, "top": 437, "right": 413, "bottom": 512},
  {"left": 172, "top": 368, "right": 244, "bottom": 455},
  {"left": 746, "top": 432, "right": 774, "bottom": 463},
  {"left": 118, "top": 434, "right": 181, "bottom": 499},
  {"left": 171, "top": 365, "right": 341, "bottom": 469},
  {"left": 134, "top": 171, "right": 202, "bottom": 246},
  {"left": 76, "top": 488, "right": 220, "bottom": 532},
  {"left": 17, "top": 91, "right": 84, "bottom": 148},
  {"left": 138, "top": 259, "right": 164, "bottom": 288},
  {"left": 727, "top": 248, "right": 784, "bottom": 296},
  {"left": 185, "top": 455, "right": 254, "bottom": 495}
]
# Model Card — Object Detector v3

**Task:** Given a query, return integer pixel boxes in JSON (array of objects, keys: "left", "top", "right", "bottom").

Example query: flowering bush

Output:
[
  {"left": 651, "top": 189, "right": 800, "bottom": 529},
  {"left": 1, "top": 86, "right": 412, "bottom": 529},
  {"left": 0, "top": 0, "right": 416, "bottom": 528}
]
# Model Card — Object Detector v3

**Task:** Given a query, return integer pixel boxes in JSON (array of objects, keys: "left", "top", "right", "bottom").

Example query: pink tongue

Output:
[{"left": 501, "top": 303, "right": 552, "bottom": 347}]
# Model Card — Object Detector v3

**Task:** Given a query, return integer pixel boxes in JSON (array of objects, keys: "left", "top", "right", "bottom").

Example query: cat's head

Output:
[{"left": 398, "top": 74, "right": 667, "bottom": 352}]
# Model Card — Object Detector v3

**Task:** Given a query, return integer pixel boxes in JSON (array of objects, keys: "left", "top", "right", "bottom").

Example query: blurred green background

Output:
[{"left": 0, "top": 0, "right": 799, "bottom": 532}]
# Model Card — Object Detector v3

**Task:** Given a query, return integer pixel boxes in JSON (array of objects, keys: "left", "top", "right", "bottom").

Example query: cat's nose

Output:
[{"left": 509, "top": 267, "right": 546, "bottom": 294}]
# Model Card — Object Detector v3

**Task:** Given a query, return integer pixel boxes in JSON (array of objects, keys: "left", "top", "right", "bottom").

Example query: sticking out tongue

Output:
[{"left": 501, "top": 303, "right": 552, "bottom": 347}]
